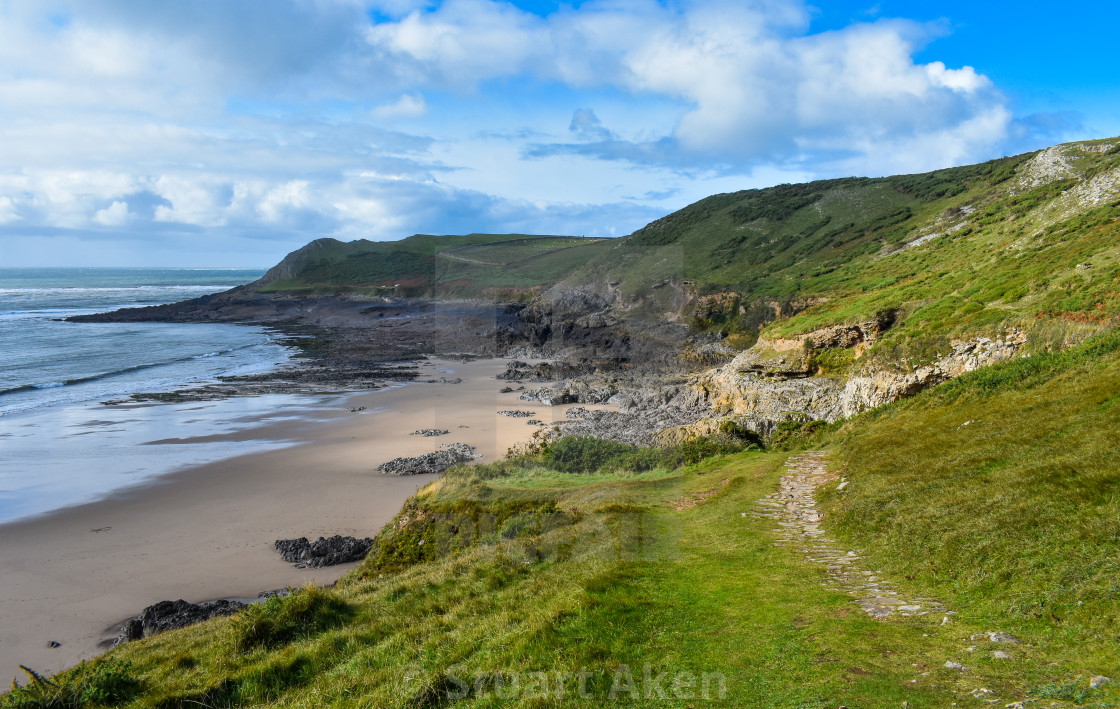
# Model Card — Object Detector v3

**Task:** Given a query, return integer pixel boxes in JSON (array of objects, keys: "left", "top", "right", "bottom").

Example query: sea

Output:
[{"left": 0, "top": 268, "right": 350, "bottom": 523}]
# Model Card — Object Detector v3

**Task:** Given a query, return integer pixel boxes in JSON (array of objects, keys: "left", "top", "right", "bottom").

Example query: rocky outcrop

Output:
[
  {"left": 684, "top": 327, "right": 1027, "bottom": 436},
  {"left": 519, "top": 381, "right": 618, "bottom": 406},
  {"left": 274, "top": 535, "right": 374, "bottom": 568},
  {"left": 687, "top": 373, "right": 846, "bottom": 426},
  {"left": 841, "top": 331, "right": 1026, "bottom": 416},
  {"left": 553, "top": 393, "right": 710, "bottom": 446},
  {"left": 377, "top": 443, "right": 478, "bottom": 475},
  {"left": 118, "top": 599, "right": 245, "bottom": 643},
  {"left": 1017, "top": 145, "right": 1077, "bottom": 191}
]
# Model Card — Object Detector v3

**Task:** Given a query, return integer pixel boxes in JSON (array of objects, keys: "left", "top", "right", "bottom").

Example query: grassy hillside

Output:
[
  {"left": 11, "top": 333, "right": 1120, "bottom": 707},
  {"left": 254, "top": 234, "right": 610, "bottom": 298},
  {"left": 251, "top": 139, "right": 1120, "bottom": 364},
  {"left": 574, "top": 138, "right": 1119, "bottom": 362},
  {"left": 818, "top": 331, "right": 1120, "bottom": 683}
]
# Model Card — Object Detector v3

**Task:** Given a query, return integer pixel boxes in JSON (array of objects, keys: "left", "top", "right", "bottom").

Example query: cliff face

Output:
[
  {"left": 684, "top": 325, "right": 1028, "bottom": 433},
  {"left": 841, "top": 332, "right": 1027, "bottom": 416}
]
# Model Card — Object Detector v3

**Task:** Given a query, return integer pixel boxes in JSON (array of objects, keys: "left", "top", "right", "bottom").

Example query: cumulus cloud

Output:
[
  {"left": 0, "top": 196, "right": 22, "bottom": 224},
  {"left": 0, "top": 0, "right": 1068, "bottom": 265},
  {"left": 93, "top": 200, "right": 131, "bottom": 226},
  {"left": 368, "top": 0, "right": 1011, "bottom": 173}
]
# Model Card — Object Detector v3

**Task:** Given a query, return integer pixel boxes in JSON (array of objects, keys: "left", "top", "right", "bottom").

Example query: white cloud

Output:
[
  {"left": 0, "top": 196, "right": 21, "bottom": 224},
  {"left": 366, "top": 1, "right": 1012, "bottom": 170},
  {"left": 0, "top": 0, "right": 1067, "bottom": 266},
  {"left": 93, "top": 200, "right": 131, "bottom": 226},
  {"left": 372, "top": 93, "right": 428, "bottom": 120}
]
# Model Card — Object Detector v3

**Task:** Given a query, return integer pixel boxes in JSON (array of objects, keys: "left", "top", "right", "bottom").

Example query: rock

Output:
[
  {"left": 410, "top": 428, "right": 449, "bottom": 437},
  {"left": 987, "top": 632, "right": 1021, "bottom": 644},
  {"left": 118, "top": 599, "right": 245, "bottom": 643},
  {"left": 47, "top": 641, "right": 61, "bottom": 648},
  {"left": 121, "top": 618, "right": 143, "bottom": 642},
  {"left": 499, "top": 386, "right": 514, "bottom": 393},
  {"left": 497, "top": 410, "right": 535, "bottom": 418},
  {"left": 843, "top": 332, "right": 1025, "bottom": 417},
  {"left": 377, "top": 443, "right": 478, "bottom": 475},
  {"left": 991, "top": 650, "right": 1012, "bottom": 660},
  {"left": 274, "top": 535, "right": 374, "bottom": 568},
  {"left": 1091, "top": 675, "right": 1113, "bottom": 689},
  {"left": 944, "top": 661, "right": 967, "bottom": 671}
]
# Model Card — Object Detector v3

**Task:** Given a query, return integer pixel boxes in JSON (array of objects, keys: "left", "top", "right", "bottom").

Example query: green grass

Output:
[
  {"left": 819, "top": 331, "right": 1120, "bottom": 697},
  {"left": 21, "top": 347, "right": 1120, "bottom": 708},
  {"left": 254, "top": 233, "right": 610, "bottom": 298},
  {"left": 438, "top": 237, "right": 604, "bottom": 266}
]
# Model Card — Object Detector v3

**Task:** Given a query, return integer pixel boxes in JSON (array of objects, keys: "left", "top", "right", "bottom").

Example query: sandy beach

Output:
[{"left": 0, "top": 357, "right": 607, "bottom": 682}]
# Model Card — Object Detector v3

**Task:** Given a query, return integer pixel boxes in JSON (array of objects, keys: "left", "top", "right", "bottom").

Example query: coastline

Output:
[{"left": 0, "top": 357, "right": 613, "bottom": 682}]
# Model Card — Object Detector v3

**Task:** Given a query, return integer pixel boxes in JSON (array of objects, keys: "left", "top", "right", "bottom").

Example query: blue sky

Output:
[{"left": 0, "top": 0, "right": 1116, "bottom": 267}]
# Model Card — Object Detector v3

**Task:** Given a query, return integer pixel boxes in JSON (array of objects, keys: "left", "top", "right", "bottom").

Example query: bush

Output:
[
  {"left": 4, "top": 659, "right": 140, "bottom": 708},
  {"left": 233, "top": 586, "right": 352, "bottom": 651},
  {"left": 770, "top": 419, "right": 829, "bottom": 450},
  {"left": 717, "top": 420, "right": 765, "bottom": 448},
  {"left": 543, "top": 436, "right": 638, "bottom": 473}
]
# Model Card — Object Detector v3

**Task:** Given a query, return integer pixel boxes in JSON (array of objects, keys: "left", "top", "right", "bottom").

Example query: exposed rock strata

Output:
[
  {"left": 841, "top": 331, "right": 1026, "bottom": 417},
  {"left": 682, "top": 328, "right": 1027, "bottom": 437}
]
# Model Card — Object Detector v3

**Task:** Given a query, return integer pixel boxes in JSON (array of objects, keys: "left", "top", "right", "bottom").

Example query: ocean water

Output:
[
  {"left": 0, "top": 268, "right": 287, "bottom": 415},
  {"left": 0, "top": 268, "right": 351, "bottom": 524}
]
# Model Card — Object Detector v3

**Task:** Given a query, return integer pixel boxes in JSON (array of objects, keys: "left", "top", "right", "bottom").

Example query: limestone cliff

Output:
[{"left": 684, "top": 325, "right": 1027, "bottom": 435}]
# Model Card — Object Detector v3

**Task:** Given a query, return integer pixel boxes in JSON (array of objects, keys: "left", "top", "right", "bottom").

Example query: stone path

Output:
[{"left": 755, "top": 451, "right": 947, "bottom": 620}]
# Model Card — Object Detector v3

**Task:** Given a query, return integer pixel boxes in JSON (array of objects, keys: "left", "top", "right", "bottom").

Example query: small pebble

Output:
[{"left": 47, "top": 640, "right": 61, "bottom": 648}]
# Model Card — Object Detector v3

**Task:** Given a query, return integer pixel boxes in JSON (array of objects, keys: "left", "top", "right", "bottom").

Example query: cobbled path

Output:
[{"left": 755, "top": 451, "right": 948, "bottom": 620}]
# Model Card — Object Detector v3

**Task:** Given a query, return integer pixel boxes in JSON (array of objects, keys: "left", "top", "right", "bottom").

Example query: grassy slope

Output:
[
  {"left": 572, "top": 140, "right": 1120, "bottom": 363},
  {"left": 818, "top": 331, "right": 1120, "bottom": 697},
  {"left": 256, "top": 139, "right": 1120, "bottom": 365},
  {"left": 27, "top": 456, "right": 1007, "bottom": 708},
  {"left": 17, "top": 334, "right": 1120, "bottom": 708},
  {"left": 256, "top": 234, "right": 610, "bottom": 297}
]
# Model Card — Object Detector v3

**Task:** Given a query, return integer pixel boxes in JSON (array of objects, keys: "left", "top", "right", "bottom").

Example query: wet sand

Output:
[{"left": 0, "top": 357, "right": 606, "bottom": 681}]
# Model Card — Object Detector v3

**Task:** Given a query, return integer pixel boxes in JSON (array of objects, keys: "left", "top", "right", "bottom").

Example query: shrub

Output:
[
  {"left": 770, "top": 419, "right": 829, "bottom": 450},
  {"left": 233, "top": 586, "right": 352, "bottom": 651},
  {"left": 4, "top": 659, "right": 140, "bottom": 708},
  {"left": 717, "top": 420, "right": 765, "bottom": 448},
  {"left": 543, "top": 436, "right": 638, "bottom": 473}
]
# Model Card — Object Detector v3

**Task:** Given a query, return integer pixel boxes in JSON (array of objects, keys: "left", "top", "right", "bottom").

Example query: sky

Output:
[{"left": 0, "top": 0, "right": 1117, "bottom": 267}]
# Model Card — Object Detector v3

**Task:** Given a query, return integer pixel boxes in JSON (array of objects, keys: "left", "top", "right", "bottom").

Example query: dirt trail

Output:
[{"left": 755, "top": 451, "right": 948, "bottom": 620}]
